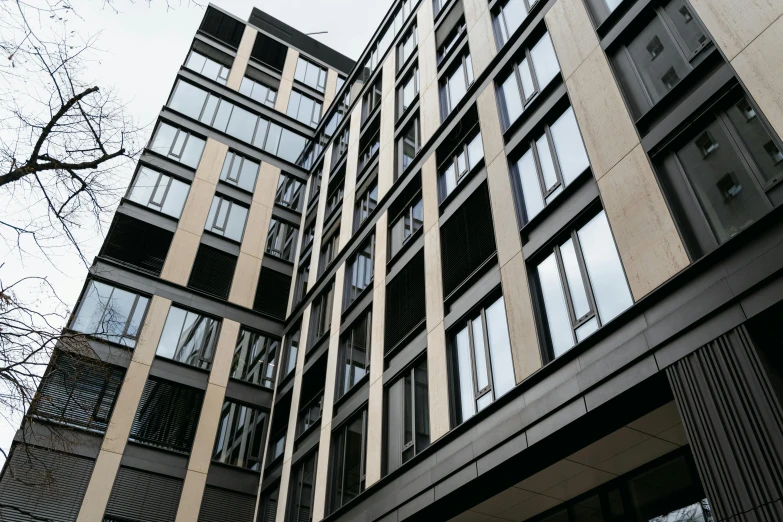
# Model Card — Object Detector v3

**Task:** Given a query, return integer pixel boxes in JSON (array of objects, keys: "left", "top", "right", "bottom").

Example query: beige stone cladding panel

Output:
[
  {"left": 312, "top": 419, "right": 333, "bottom": 522},
  {"left": 132, "top": 296, "right": 173, "bottom": 366},
  {"left": 226, "top": 25, "right": 258, "bottom": 90},
  {"left": 545, "top": 0, "right": 600, "bottom": 81},
  {"left": 378, "top": 139, "right": 395, "bottom": 200},
  {"left": 418, "top": 0, "right": 435, "bottom": 40},
  {"left": 209, "top": 319, "right": 241, "bottom": 387},
  {"left": 467, "top": 9, "right": 497, "bottom": 79},
  {"left": 178, "top": 177, "right": 218, "bottom": 236},
  {"left": 689, "top": 0, "right": 783, "bottom": 61},
  {"left": 732, "top": 15, "right": 783, "bottom": 139},
  {"left": 174, "top": 471, "right": 208, "bottom": 522},
  {"left": 566, "top": 47, "right": 639, "bottom": 180},
  {"left": 75, "top": 450, "right": 123, "bottom": 522},
  {"left": 323, "top": 68, "right": 340, "bottom": 114},
  {"left": 501, "top": 252, "right": 542, "bottom": 383},
  {"left": 598, "top": 145, "right": 689, "bottom": 300},
  {"left": 275, "top": 48, "right": 300, "bottom": 113},
  {"left": 427, "top": 324, "right": 451, "bottom": 442}
]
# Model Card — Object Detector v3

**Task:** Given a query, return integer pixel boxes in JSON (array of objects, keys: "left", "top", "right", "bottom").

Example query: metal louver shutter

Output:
[
  {"left": 105, "top": 467, "right": 183, "bottom": 522},
  {"left": 0, "top": 446, "right": 94, "bottom": 522},
  {"left": 129, "top": 378, "right": 204, "bottom": 453},
  {"left": 251, "top": 33, "right": 288, "bottom": 72},
  {"left": 31, "top": 352, "right": 125, "bottom": 433},
  {"left": 384, "top": 251, "right": 426, "bottom": 352},
  {"left": 253, "top": 267, "right": 292, "bottom": 319},
  {"left": 101, "top": 214, "right": 174, "bottom": 276},
  {"left": 198, "top": 487, "right": 256, "bottom": 522},
  {"left": 440, "top": 183, "right": 496, "bottom": 297},
  {"left": 199, "top": 7, "right": 244, "bottom": 49},
  {"left": 187, "top": 245, "right": 238, "bottom": 299}
]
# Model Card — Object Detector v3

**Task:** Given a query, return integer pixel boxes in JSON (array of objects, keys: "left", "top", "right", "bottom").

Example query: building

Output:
[{"left": 2, "top": 0, "right": 783, "bottom": 521}]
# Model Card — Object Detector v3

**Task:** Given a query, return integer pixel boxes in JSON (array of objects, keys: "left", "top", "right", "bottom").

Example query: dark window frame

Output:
[
  {"left": 440, "top": 53, "right": 474, "bottom": 118},
  {"left": 211, "top": 398, "right": 267, "bottom": 471},
  {"left": 309, "top": 281, "right": 335, "bottom": 347},
  {"left": 296, "top": 390, "right": 324, "bottom": 439}
]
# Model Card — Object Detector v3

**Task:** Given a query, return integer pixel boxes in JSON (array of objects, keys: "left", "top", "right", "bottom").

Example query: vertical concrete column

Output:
[
  {"left": 275, "top": 48, "right": 300, "bottom": 114},
  {"left": 229, "top": 163, "right": 280, "bottom": 308},
  {"left": 76, "top": 296, "right": 172, "bottom": 522},
  {"left": 476, "top": 87, "right": 542, "bottom": 383},
  {"left": 174, "top": 320, "right": 241, "bottom": 522},
  {"left": 312, "top": 263, "right": 347, "bottom": 522},
  {"left": 421, "top": 156, "right": 450, "bottom": 441},
  {"left": 275, "top": 305, "right": 312, "bottom": 522},
  {"left": 365, "top": 212, "right": 388, "bottom": 486},
  {"left": 322, "top": 68, "right": 340, "bottom": 115},
  {"left": 307, "top": 146, "right": 334, "bottom": 291},
  {"left": 688, "top": 0, "right": 783, "bottom": 139},
  {"left": 161, "top": 138, "right": 229, "bottom": 285},
  {"left": 545, "top": 0, "right": 689, "bottom": 299},
  {"left": 339, "top": 103, "right": 365, "bottom": 250},
  {"left": 378, "top": 53, "right": 398, "bottom": 200},
  {"left": 418, "top": 0, "right": 440, "bottom": 145},
  {"left": 226, "top": 25, "right": 258, "bottom": 91},
  {"left": 464, "top": 0, "right": 497, "bottom": 78}
]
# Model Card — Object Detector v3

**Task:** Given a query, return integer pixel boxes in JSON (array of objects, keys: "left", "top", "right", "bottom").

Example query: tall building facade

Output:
[{"left": 2, "top": 0, "right": 783, "bottom": 521}]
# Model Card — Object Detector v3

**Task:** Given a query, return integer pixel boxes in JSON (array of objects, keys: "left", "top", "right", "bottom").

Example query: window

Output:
[
  {"left": 437, "top": 21, "right": 467, "bottom": 64},
  {"left": 497, "top": 31, "right": 560, "bottom": 129},
  {"left": 493, "top": 0, "right": 534, "bottom": 47},
  {"left": 32, "top": 352, "right": 125, "bottom": 433},
  {"left": 188, "top": 244, "right": 237, "bottom": 299},
  {"left": 336, "top": 312, "right": 371, "bottom": 400},
  {"left": 345, "top": 235, "right": 375, "bottom": 308},
  {"left": 398, "top": 26, "right": 418, "bottom": 69},
  {"left": 512, "top": 106, "right": 590, "bottom": 222},
  {"left": 320, "top": 228, "right": 340, "bottom": 275},
  {"left": 309, "top": 166, "right": 323, "bottom": 205},
  {"left": 128, "top": 166, "right": 190, "bottom": 218},
  {"left": 441, "top": 54, "right": 474, "bottom": 117},
  {"left": 398, "top": 66, "right": 420, "bottom": 116},
  {"left": 70, "top": 280, "right": 150, "bottom": 347},
  {"left": 310, "top": 282, "right": 335, "bottom": 344},
  {"left": 294, "top": 260, "right": 310, "bottom": 305},
  {"left": 397, "top": 116, "right": 421, "bottom": 176},
  {"left": 101, "top": 214, "right": 173, "bottom": 276},
  {"left": 212, "top": 400, "right": 267, "bottom": 470},
  {"left": 219, "top": 151, "right": 260, "bottom": 193},
  {"left": 450, "top": 295, "right": 515, "bottom": 424},
  {"left": 205, "top": 195, "right": 249, "bottom": 242},
  {"left": 389, "top": 192, "right": 423, "bottom": 259},
  {"left": 438, "top": 129, "right": 484, "bottom": 201},
  {"left": 156, "top": 306, "right": 220, "bottom": 369},
  {"left": 130, "top": 378, "right": 204, "bottom": 453},
  {"left": 149, "top": 122, "right": 206, "bottom": 168},
  {"left": 535, "top": 211, "right": 633, "bottom": 359},
  {"left": 358, "top": 120, "right": 381, "bottom": 173},
  {"left": 283, "top": 326, "right": 301, "bottom": 378},
  {"left": 185, "top": 50, "right": 230, "bottom": 84},
  {"left": 259, "top": 485, "right": 280, "bottom": 522},
  {"left": 294, "top": 57, "right": 327, "bottom": 92},
  {"left": 611, "top": 0, "right": 709, "bottom": 117},
  {"left": 286, "top": 451, "right": 317, "bottom": 522},
  {"left": 296, "top": 393, "right": 323, "bottom": 437},
  {"left": 362, "top": 77, "right": 382, "bottom": 123},
  {"left": 329, "top": 409, "right": 367, "bottom": 513},
  {"left": 275, "top": 173, "right": 304, "bottom": 211},
  {"left": 354, "top": 181, "right": 378, "bottom": 231},
  {"left": 385, "top": 251, "right": 426, "bottom": 352},
  {"left": 386, "top": 357, "right": 429, "bottom": 474},
  {"left": 239, "top": 76, "right": 277, "bottom": 107},
  {"left": 287, "top": 90, "right": 323, "bottom": 128},
  {"left": 266, "top": 218, "right": 298, "bottom": 261},
  {"left": 231, "top": 327, "right": 280, "bottom": 388},
  {"left": 657, "top": 93, "right": 783, "bottom": 255}
]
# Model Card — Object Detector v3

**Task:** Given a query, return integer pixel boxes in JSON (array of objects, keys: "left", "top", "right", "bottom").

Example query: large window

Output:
[
  {"left": 130, "top": 378, "right": 204, "bottom": 453},
  {"left": 149, "top": 122, "right": 206, "bottom": 168},
  {"left": 438, "top": 128, "right": 484, "bottom": 201},
  {"left": 535, "top": 211, "right": 633, "bottom": 359},
  {"left": 239, "top": 76, "right": 277, "bottom": 107},
  {"left": 389, "top": 192, "right": 423, "bottom": 259},
  {"left": 310, "top": 281, "right": 335, "bottom": 344},
  {"left": 205, "top": 195, "right": 249, "bottom": 242},
  {"left": 329, "top": 410, "right": 368, "bottom": 513},
  {"left": 441, "top": 54, "right": 474, "bottom": 117},
  {"left": 398, "top": 26, "right": 418, "bottom": 70},
  {"left": 212, "top": 400, "right": 267, "bottom": 470},
  {"left": 345, "top": 235, "right": 375, "bottom": 307},
  {"left": 337, "top": 312, "right": 371, "bottom": 399},
  {"left": 512, "top": 106, "right": 590, "bottom": 223},
  {"left": 611, "top": 0, "right": 710, "bottom": 118},
  {"left": 185, "top": 50, "right": 230, "bottom": 84},
  {"left": 287, "top": 90, "right": 323, "bottom": 128},
  {"left": 450, "top": 295, "right": 515, "bottom": 425},
  {"left": 219, "top": 151, "right": 260, "bottom": 193},
  {"left": 266, "top": 218, "right": 298, "bottom": 262},
  {"left": 497, "top": 31, "right": 560, "bottom": 129},
  {"left": 657, "top": 93, "right": 783, "bottom": 256},
  {"left": 493, "top": 0, "right": 535, "bottom": 47},
  {"left": 386, "top": 357, "right": 429, "bottom": 474},
  {"left": 231, "top": 327, "right": 280, "bottom": 388},
  {"left": 354, "top": 181, "right": 378, "bottom": 232},
  {"left": 398, "top": 66, "right": 420, "bottom": 116},
  {"left": 156, "top": 306, "right": 220, "bottom": 370},
  {"left": 70, "top": 280, "right": 150, "bottom": 347},
  {"left": 397, "top": 116, "right": 421, "bottom": 176},
  {"left": 275, "top": 173, "right": 304, "bottom": 211},
  {"left": 362, "top": 77, "right": 382, "bottom": 123},
  {"left": 286, "top": 451, "right": 317, "bottom": 522},
  {"left": 294, "top": 57, "right": 327, "bottom": 92},
  {"left": 127, "top": 166, "right": 190, "bottom": 218}
]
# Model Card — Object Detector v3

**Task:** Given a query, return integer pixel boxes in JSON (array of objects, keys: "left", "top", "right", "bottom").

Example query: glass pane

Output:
[
  {"left": 485, "top": 298, "right": 515, "bottom": 398},
  {"left": 500, "top": 73, "right": 523, "bottom": 126},
  {"left": 342, "top": 416, "right": 365, "bottom": 502},
  {"left": 519, "top": 58, "right": 535, "bottom": 100},
  {"left": 472, "top": 318, "right": 489, "bottom": 392},
  {"left": 278, "top": 129, "right": 308, "bottom": 164},
  {"left": 604, "top": 0, "right": 622, "bottom": 11},
  {"left": 169, "top": 81, "right": 207, "bottom": 120},
  {"left": 442, "top": 163, "right": 457, "bottom": 198},
  {"left": 577, "top": 211, "right": 633, "bottom": 324},
  {"left": 726, "top": 97, "right": 783, "bottom": 184},
  {"left": 550, "top": 107, "right": 590, "bottom": 185},
  {"left": 664, "top": 0, "right": 708, "bottom": 55},
  {"left": 518, "top": 149, "right": 545, "bottom": 221},
  {"left": 536, "top": 134, "right": 559, "bottom": 191},
  {"left": 201, "top": 59, "right": 220, "bottom": 82},
  {"left": 537, "top": 253, "right": 574, "bottom": 357},
  {"left": 294, "top": 59, "right": 307, "bottom": 83},
  {"left": 560, "top": 238, "right": 591, "bottom": 320},
  {"left": 501, "top": 0, "right": 528, "bottom": 40},
  {"left": 530, "top": 33, "right": 560, "bottom": 89},
  {"left": 161, "top": 178, "right": 189, "bottom": 218},
  {"left": 180, "top": 135, "right": 205, "bottom": 168},
  {"left": 455, "top": 327, "right": 476, "bottom": 422},
  {"left": 629, "top": 455, "right": 702, "bottom": 521},
  {"left": 477, "top": 393, "right": 492, "bottom": 411},
  {"left": 239, "top": 77, "right": 253, "bottom": 97},
  {"left": 414, "top": 362, "right": 429, "bottom": 452},
  {"left": 676, "top": 118, "right": 769, "bottom": 244},
  {"left": 129, "top": 167, "right": 158, "bottom": 207}
]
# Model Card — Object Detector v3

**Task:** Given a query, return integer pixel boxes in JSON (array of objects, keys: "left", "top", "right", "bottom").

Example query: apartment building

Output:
[{"left": 2, "top": 1, "right": 783, "bottom": 522}]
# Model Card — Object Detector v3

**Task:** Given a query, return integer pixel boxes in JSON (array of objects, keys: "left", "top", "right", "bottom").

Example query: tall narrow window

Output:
[
  {"left": 294, "top": 260, "right": 310, "bottom": 306},
  {"left": 329, "top": 409, "right": 367, "bottom": 513},
  {"left": 239, "top": 76, "right": 277, "bottom": 107},
  {"left": 397, "top": 116, "right": 421, "bottom": 176},
  {"left": 286, "top": 451, "right": 318, "bottom": 522},
  {"left": 294, "top": 57, "right": 327, "bottom": 92},
  {"left": 441, "top": 54, "right": 474, "bottom": 117},
  {"left": 149, "top": 122, "right": 206, "bottom": 168},
  {"left": 205, "top": 195, "right": 249, "bottom": 242},
  {"left": 354, "top": 181, "right": 379, "bottom": 231},
  {"left": 325, "top": 176, "right": 345, "bottom": 221},
  {"left": 389, "top": 192, "right": 423, "bottom": 259},
  {"left": 450, "top": 296, "right": 515, "bottom": 425},
  {"left": 231, "top": 327, "right": 280, "bottom": 388},
  {"left": 535, "top": 211, "right": 633, "bottom": 358},
  {"left": 70, "top": 280, "right": 150, "bottom": 347},
  {"left": 345, "top": 235, "right": 375, "bottom": 307},
  {"left": 275, "top": 173, "right": 304, "bottom": 211},
  {"left": 438, "top": 128, "right": 484, "bottom": 201},
  {"left": 127, "top": 166, "right": 190, "bottom": 218},
  {"left": 437, "top": 21, "right": 467, "bottom": 64},
  {"left": 156, "top": 306, "right": 220, "bottom": 370},
  {"left": 185, "top": 50, "right": 230, "bottom": 84},
  {"left": 337, "top": 311, "right": 371, "bottom": 399},
  {"left": 266, "top": 218, "right": 298, "bottom": 262},
  {"left": 220, "top": 152, "right": 260, "bottom": 193},
  {"left": 386, "top": 357, "right": 429, "bottom": 474},
  {"left": 212, "top": 400, "right": 267, "bottom": 470}
]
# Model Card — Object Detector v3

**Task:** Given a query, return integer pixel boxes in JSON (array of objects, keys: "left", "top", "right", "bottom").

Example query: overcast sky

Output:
[{"left": 0, "top": 0, "right": 390, "bottom": 466}]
